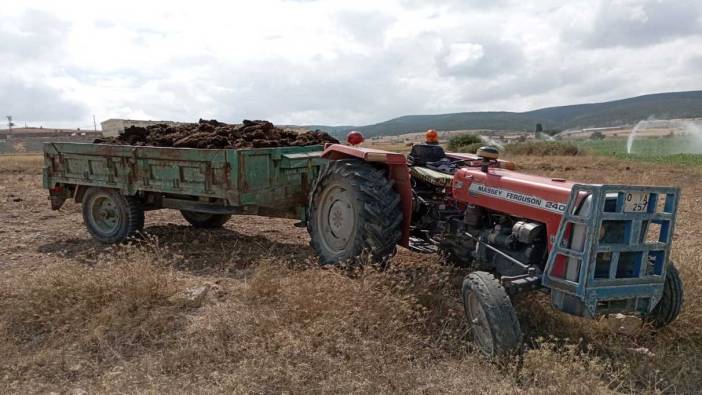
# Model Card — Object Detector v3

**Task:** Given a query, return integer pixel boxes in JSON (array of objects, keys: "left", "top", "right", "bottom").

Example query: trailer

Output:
[{"left": 43, "top": 142, "right": 326, "bottom": 242}]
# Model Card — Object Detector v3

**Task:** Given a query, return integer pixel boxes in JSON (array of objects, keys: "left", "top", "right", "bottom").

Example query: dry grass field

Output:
[{"left": 1, "top": 152, "right": 701, "bottom": 394}]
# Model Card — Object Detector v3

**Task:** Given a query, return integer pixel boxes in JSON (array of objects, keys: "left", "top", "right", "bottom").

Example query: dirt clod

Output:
[{"left": 94, "top": 119, "right": 339, "bottom": 149}]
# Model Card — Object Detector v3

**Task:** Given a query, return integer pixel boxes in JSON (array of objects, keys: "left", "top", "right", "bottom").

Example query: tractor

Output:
[{"left": 307, "top": 130, "right": 683, "bottom": 356}]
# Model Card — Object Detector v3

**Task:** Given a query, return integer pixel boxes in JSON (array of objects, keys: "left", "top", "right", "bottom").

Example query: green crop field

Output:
[{"left": 576, "top": 136, "right": 702, "bottom": 166}]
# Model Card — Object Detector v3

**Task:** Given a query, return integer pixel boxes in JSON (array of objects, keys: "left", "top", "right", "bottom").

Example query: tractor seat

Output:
[
  {"left": 424, "top": 157, "right": 456, "bottom": 174},
  {"left": 407, "top": 143, "right": 445, "bottom": 166},
  {"left": 410, "top": 166, "right": 454, "bottom": 188}
]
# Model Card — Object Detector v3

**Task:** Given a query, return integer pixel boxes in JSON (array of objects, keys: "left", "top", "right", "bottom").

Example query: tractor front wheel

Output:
[
  {"left": 180, "top": 210, "right": 231, "bottom": 228},
  {"left": 462, "top": 271, "right": 523, "bottom": 357},
  {"left": 645, "top": 263, "right": 683, "bottom": 328},
  {"left": 82, "top": 187, "right": 144, "bottom": 243},
  {"left": 307, "top": 159, "right": 402, "bottom": 267}
]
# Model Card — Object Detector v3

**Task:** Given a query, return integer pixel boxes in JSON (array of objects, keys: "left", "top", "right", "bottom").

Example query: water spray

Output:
[
  {"left": 480, "top": 136, "right": 505, "bottom": 150},
  {"left": 627, "top": 118, "right": 702, "bottom": 155}
]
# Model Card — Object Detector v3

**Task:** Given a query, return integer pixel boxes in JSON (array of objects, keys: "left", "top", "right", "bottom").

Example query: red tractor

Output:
[{"left": 307, "top": 131, "right": 683, "bottom": 356}]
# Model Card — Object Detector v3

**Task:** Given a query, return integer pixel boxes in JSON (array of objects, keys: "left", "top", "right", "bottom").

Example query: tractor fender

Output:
[{"left": 320, "top": 144, "right": 412, "bottom": 247}]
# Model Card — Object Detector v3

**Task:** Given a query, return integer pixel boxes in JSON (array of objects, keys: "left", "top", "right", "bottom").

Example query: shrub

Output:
[
  {"left": 516, "top": 340, "right": 615, "bottom": 394},
  {"left": 0, "top": 243, "right": 185, "bottom": 362},
  {"left": 0, "top": 154, "right": 44, "bottom": 175},
  {"left": 504, "top": 141, "right": 581, "bottom": 156},
  {"left": 448, "top": 142, "right": 483, "bottom": 154},
  {"left": 448, "top": 133, "right": 481, "bottom": 151},
  {"left": 591, "top": 131, "right": 605, "bottom": 140}
]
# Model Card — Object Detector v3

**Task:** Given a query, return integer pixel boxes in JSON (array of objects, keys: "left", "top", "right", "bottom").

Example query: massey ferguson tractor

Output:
[{"left": 307, "top": 130, "right": 683, "bottom": 356}]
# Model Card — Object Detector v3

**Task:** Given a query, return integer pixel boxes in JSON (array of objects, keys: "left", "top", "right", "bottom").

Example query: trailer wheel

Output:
[
  {"left": 645, "top": 263, "right": 683, "bottom": 328},
  {"left": 462, "top": 271, "right": 522, "bottom": 357},
  {"left": 308, "top": 159, "right": 402, "bottom": 267},
  {"left": 180, "top": 210, "right": 231, "bottom": 228},
  {"left": 82, "top": 187, "right": 144, "bottom": 244}
]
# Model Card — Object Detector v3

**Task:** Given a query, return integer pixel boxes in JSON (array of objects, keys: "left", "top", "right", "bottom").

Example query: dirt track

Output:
[
  {"left": 95, "top": 119, "right": 339, "bottom": 149},
  {"left": 1, "top": 154, "right": 702, "bottom": 393}
]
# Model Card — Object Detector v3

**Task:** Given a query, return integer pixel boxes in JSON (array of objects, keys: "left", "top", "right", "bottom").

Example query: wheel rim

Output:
[
  {"left": 87, "top": 193, "right": 121, "bottom": 236},
  {"left": 466, "top": 291, "right": 494, "bottom": 355},
  {"left": 316, "top": 183, "right": 357, "bottom": 254}
]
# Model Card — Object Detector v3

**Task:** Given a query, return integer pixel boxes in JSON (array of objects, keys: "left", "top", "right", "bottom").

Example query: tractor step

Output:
[{"left": 408, "top": 237, "right": 438, "bottom": 254}]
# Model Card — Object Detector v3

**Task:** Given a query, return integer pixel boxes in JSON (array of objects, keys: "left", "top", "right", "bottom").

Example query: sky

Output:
[{"left": 1, "top": 0, "right": 701, "bottom": 129}]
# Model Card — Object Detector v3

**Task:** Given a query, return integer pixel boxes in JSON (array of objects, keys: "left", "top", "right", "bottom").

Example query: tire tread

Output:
[
  {"left": 462, "top": 271, "right": 522, "bottom": 356},
  {"left": 646, "top": 263, "right": 683, "bottom": 328},
  {"left": 307, "top": 159, "right": 402, "bottom": 267},
  {"left": 82, "top": 188, "right": 144, "bottom": 243}
]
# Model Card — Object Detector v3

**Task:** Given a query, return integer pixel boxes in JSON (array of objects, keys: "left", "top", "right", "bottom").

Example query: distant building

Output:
[
  {"left": 101, "top": 119, "right": 180, "bottom": 137},
  {"left": 0, "top": 127, "right": 101, "bottom": 138},
  {"left": 0, "top": 127, "right": 102, "bottom": 154}
]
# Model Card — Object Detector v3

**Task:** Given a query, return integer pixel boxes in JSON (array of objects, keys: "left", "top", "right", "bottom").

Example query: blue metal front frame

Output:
[{"left": 543, "top": 184, "right": 680, "bottom": 317}]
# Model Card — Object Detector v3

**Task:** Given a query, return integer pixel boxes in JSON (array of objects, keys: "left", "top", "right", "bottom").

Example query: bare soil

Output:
[
  {"left": 1, "top": 153, "right": 701, "bottom": 394},
  {"left": 95, "top": 119, "right": 339, "bottom": 149}
]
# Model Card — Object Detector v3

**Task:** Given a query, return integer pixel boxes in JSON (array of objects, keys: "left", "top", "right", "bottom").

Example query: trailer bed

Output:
[{"left": 43, "top": 142, "right": 326, "bottom": 220}]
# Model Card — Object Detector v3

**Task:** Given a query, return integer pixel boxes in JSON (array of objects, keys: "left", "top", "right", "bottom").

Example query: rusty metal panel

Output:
[
  {"left": 43, "top": 142, "right": 326, "bottom": 221},
  {"left": 236, "top": 146, "right": 325, "bottom": 211}
]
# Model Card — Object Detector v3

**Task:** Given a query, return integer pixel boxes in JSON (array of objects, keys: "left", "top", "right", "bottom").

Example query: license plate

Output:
[{"left": 624, "top": 192, "right": 649, "bottom": 212}]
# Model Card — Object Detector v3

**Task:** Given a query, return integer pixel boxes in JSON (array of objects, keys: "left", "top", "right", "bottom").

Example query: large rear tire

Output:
[
  {"left": 307, "top": 159, "right": 402, "bottom": 267},
  {"left": 180, "top": 210, "right": 231, "bottom": 228},
  {"left": 462, "top": 271, "right": 522, "bottom": 357},
  {"left": 82, "top": 187, "right": 144, "bottom": 244},
  {"left": 645, "top": 263, "right": 683, "bottom": 328}
]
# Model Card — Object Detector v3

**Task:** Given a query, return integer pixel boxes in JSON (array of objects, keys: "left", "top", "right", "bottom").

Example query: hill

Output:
[{"left": 310, "top": 90, "right": 702, "bottom": 138}]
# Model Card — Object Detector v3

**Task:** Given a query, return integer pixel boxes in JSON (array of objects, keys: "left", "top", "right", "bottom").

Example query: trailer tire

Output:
[
  {"left": 307, "top": 159, "right": 402, "bottom": 268},
  {"left": 82, "top": 187, "right": 144, "bottom": 244},
  {"left": 462, "top": 271, "right": 522, "bottom": 357},
  {"left": 645, "top": 263, "right": 683, "bottom": 328},
  {"left": 180, "top": 210, "right": 231, "bottom": 228}
]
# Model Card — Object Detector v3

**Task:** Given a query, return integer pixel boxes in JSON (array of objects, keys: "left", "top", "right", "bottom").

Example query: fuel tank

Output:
[{"left": 452, "top": 167, "right": 578, "bottom": 249}]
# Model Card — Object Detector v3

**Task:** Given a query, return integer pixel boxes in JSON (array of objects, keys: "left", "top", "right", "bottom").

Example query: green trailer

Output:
[{"left": 43, "top": 142, "right": 326, "bottom": 243}]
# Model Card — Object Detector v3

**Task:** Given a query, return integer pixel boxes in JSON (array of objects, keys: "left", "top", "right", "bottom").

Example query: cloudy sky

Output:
[{"left": 2, "top": 0, "right": 701, "bottom": 129}]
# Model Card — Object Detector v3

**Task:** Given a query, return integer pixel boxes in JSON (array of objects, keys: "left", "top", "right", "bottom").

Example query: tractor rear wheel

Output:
[
  {"left": 462, "top": 271, "right": 522, "bottom": 357},
  {"left": 82, "top": 187, "right": 144, "bottom": 244},
  {"left": 645, "top": 263, "right": 683, "bottom": 328},
  {"left": 307, "top": 159, "right": 402, "bottom": 267},
  {"left": 180, "top": 210, "right": 231, "bottom": 228}
]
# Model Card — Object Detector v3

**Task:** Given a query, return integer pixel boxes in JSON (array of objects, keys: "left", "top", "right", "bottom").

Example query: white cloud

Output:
[
  {"left": 0, "top": 79, "right": 86, "bottom": 121},
  {"left": 0, "top": 0, "right": 700, "bottom": 128},
  {"left": 569, "top": 0, "right": 702, "bottom": 48},
  {"left": 443, "top": 43, "right": 484, "bottom": 68}
]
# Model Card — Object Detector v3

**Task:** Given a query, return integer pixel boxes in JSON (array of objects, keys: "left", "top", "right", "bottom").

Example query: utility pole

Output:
[{"left": 6, "top": 115, "right": 14, "bottom": 134}]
